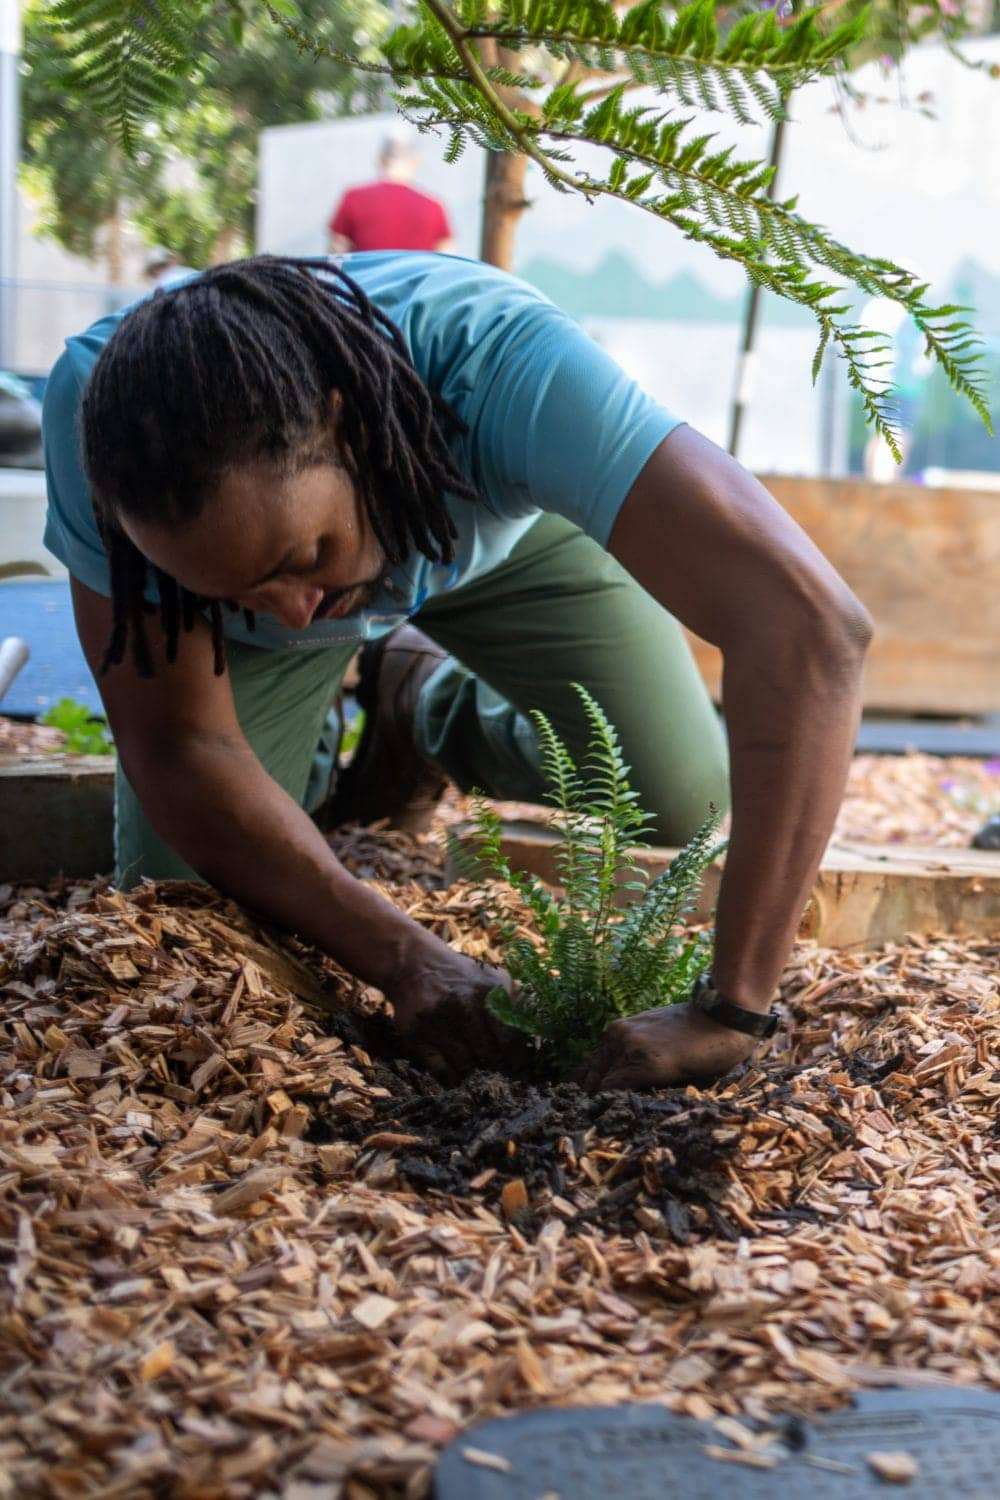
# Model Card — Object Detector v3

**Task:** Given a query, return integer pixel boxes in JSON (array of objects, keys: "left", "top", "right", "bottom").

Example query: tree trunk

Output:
[
  {"left": 213, "top": 224, "right": 242, "bottom": 265},
  {"left": 105, "top": 197, "right": 125, "bottom": 285},
  {"left": 475, "top": 37, "right": 533, "bottom": 272},
  {"left": 479, "top": 148, "right": 530, "bottom": 271}
]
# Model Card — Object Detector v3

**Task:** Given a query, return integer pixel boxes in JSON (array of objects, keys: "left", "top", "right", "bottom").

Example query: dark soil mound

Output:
[{"left": 310, "top": 1048, "right": 753, "bottom": 1241}]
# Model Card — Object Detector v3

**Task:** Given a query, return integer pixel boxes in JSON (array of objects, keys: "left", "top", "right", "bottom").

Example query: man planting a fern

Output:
[{"left": 45, "top": 250, "right": 871, "bottom": 1090}]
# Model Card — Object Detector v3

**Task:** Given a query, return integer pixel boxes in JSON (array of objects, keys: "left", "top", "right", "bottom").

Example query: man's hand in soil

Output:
[
  {"left": 576, "top": 1002, "right": 757, "bottom": 1092},
  {"left": 387, "top": 951, "right": 524, "bottom": 1080}
]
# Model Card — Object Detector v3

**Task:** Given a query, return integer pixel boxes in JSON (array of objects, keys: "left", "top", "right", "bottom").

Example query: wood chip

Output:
[
  {"left": 500, "top": 1177, "right": 529, "bottom": 1216},
  {"left": 351, "top": 1294, "right": 398, "bottom": 1330},
  {"left": 212, "top": 1167, "right": 285, "bottom": 1214},
  {"left": 138, "top": 1340, "right": 175, "bottom": 1381},
  {"left": 704, "top": 1445, "right": 780, "bottom": 1469},
  {"left": 867, "top": 1451, "right": 920, "bottom": 1483},
  {"left": 462, "top": 1447, "right": 513, "bottom": 1472}
]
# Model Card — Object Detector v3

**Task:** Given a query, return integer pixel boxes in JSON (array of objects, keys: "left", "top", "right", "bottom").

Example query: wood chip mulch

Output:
[
  {"left": 434, "top": 752, "right": 1000, "bottom": 855},
  {"left": 0, "top": 716, "right": 65, "bottom": 758},
  {"left": 836, "top": 752, "right": 1000, "bottom": 847},
  {"left": 2, "top": 870, "right": 999, "bottom": 1500}
]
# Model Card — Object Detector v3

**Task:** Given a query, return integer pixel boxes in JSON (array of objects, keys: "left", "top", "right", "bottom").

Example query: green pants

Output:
[{"left": 115, "top": 514, "right": 729, "bottom": 884}]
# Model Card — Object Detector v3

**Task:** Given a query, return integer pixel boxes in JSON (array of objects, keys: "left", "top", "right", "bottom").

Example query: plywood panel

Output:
[{"left": 686, "top": 476, "right": 1000, "bottom": 715}]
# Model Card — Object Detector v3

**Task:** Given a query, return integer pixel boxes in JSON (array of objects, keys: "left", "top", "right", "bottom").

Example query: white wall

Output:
[
  {"left": 257, "top": 41, "right": 1000, "bottom": 478},
  {"left": 12, "top": 196, "right": 147, "bottom": 370},
  {"left": 257, "top": 112, "right": 485, "bottom": 259}
]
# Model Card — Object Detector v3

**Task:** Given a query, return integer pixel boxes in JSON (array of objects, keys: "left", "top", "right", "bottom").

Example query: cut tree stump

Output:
[
  {"left": 0, "top": 753, "right": 114, "bottom": 882},
  {"left": 447, "top": 812, "right": 1000, "bottom": 949}
]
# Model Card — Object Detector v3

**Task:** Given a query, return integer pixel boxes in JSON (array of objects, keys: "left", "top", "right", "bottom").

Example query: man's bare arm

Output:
[
  {"left": 592, "top": 426, "right": 870, "bottom": 1082},
  {"left": 71, "top": 577, "right": 508, "bottom": 1074}
]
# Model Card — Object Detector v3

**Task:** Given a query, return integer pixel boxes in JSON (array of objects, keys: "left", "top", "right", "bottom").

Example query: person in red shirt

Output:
[{"left": 328, "top": 133, "right": 454, "bottom": 254}]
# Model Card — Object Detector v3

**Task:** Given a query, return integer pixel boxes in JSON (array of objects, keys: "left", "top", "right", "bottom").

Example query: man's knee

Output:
[{"left": 641, "top": 735, "right": 730, "bottom": 847}]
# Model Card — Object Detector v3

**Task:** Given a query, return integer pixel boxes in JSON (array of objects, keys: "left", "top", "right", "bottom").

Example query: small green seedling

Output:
[
  {"left": 470, "top": 685, "right": 723, "bottom": 1079},
  {"left": 41, "top": 698, "right": 115, "bottom": 756}
]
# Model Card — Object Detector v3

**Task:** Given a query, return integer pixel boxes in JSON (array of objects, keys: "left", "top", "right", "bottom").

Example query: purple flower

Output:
[
  {"left": 984, "top": 758, "right": 1000, "bottom": 777},
  {"left": 938, "top": 777, "right": 958, "bottom": 792}
]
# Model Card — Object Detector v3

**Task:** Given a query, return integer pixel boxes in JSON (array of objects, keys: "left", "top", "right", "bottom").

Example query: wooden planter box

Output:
[
  {"left": 447, "top": 814, "right": 1000, "bottom": 950},
  {"left": 688, "top": 475, "right": 1000, "bottom": 717},
  {"left": 0, "top": 753, "right": 114, "bottom": 883}
]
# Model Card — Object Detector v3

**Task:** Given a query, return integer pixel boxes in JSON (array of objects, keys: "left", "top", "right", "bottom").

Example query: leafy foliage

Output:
[
  {"left": 46, "top": 0, "right": 205, "bottom": 156},
  {"left": 467, "top": 685, "right": 721, "bottom": 1078},
  {"left": 24, "top": 0, "right": 385, "bottom": 270},
  {"left": 41, "top": 698, "right": 115, "bottom": 755},
  {"left": 40, "top": 0, "right": 996, "bottom": 450},
  {"left": 458, "top": 0, "right": 865, "bottom": 122}
]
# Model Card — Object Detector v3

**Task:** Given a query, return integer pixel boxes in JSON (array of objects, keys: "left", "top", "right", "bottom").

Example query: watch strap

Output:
[{"left": 692, "top": 975, "right": 779, "bottom": 1039}]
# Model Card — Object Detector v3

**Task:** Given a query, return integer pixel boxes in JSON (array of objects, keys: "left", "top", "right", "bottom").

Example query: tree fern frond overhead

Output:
[
  {"left": 48, "top": 0, "right": 206, "bottom": 155},
  {"left": 402, "top": 58, "right": 990, "bottom": 458},
  {"left": 456, "top": 0, "right": 867, "bottom": 124},
  {"left": 46, "top": 0, "right": 993, "bottom": 450}
]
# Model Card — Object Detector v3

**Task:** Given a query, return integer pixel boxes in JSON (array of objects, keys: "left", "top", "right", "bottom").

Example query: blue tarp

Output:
[{"left": 0, "top": 580, "right": 102, "bottom": 717}]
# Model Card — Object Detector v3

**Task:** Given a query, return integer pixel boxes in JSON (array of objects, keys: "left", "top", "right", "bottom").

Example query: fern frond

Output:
[
  {"left": 613, "top": 808, "right": 722, "bottom": 970},
  {"left": 521, "top": 87, "right": 987, "bottom": 455},
  {"left": 48, "top": 0, "right": 203, "bottom": 154},
  {"left": 571, "top": 684, "right": 651, "bottom": 935},
  {"left": 465, "top": 794, "right": 560, "bottom": 934},
  {"left": 455, "top": 0, "right": 865, "bottom": 125},
  {"left": 476, "top": 687, "right": 719, "bottom": 1078}
]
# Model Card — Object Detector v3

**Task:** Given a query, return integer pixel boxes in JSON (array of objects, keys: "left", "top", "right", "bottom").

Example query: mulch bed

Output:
[
  {"left": 2, "top": 859, "right": 999, "bottom": 1498},
  {"left": 836, "top": 752, "right": 1000, "bottom": 847},
  {"left": 0, "top": 716, "right": 66, "bottom": 758}
]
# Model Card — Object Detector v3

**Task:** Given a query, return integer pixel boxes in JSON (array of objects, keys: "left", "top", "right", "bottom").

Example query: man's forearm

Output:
[
  {"left": 607, "top": 429, "right": 873, "bottom": 1016},
  {"left": 711, "top": 618, "right": 867, "bottom": 1009},
  {"left": 120, "top": 731, "right": 445, "bottom": 989}
]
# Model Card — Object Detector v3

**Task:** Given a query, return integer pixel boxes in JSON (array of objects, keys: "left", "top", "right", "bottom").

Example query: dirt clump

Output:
[{"left": 310, "top": 1047, "right": 750, "bottom": 1241}]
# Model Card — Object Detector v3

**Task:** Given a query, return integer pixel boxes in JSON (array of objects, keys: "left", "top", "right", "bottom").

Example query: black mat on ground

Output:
[
  {"left": 856, "top": 715, "right": 1000, "bottom": 757},
  {"left": 435, "top": 1389, "right": 999, "bottom": 1498}
]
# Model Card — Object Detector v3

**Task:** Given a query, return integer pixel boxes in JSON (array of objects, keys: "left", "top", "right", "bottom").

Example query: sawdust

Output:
[{"left": 2, "top": 869, "right": 999, "bottom": 1498}]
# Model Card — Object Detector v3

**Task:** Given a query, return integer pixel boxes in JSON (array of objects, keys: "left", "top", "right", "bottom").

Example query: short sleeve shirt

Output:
[
  {"left": 43, "top": 253, "right": 682, "bottom": 651},
  {"left": 329, "top": 182, "right": 452, "bottom": 252}
]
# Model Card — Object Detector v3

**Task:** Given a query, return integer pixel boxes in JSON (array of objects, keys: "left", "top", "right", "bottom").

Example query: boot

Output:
[{"left": 321, "top": 624, "right": 450, "bottom": 835}]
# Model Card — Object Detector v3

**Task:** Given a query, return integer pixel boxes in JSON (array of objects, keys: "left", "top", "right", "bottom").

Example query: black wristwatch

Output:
[{"left": 691, "top": 974, "right": 779, "bottom": 1039}]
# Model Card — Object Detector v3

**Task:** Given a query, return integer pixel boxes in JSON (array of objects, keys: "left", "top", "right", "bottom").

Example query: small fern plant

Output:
[{"left": 469, "top": 684, "right": 722, "bottom": 1078}]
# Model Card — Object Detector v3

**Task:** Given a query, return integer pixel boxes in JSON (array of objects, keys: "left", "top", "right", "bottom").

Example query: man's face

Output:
[{"left": 120, "top": 458, "right": 387, "bottom": 631}]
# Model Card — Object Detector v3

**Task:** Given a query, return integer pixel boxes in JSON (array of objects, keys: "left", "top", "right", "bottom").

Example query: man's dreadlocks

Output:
[{"left": 81, "top": 255, "right": 477, "bottom": 677}]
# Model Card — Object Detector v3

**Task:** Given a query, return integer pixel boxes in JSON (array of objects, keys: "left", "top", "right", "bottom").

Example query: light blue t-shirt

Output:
[{"left": 43, "top": 253, "right": 680, "bottom": 650}]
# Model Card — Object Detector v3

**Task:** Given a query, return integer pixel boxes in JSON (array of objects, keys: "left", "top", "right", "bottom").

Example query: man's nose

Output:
[{"left": 257, "top": 582, "right": 326, "bottom": 630}]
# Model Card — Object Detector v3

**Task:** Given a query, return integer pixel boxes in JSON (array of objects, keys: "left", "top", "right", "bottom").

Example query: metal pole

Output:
[
  {"left": 0, "top": 0, "right": 21, "bottom": 369},
  {"left": 726, "top": 112, "right": 788, "bottom": 462},
  {"left": 817, "top": 339, "right": 849, "bottom": 477}
]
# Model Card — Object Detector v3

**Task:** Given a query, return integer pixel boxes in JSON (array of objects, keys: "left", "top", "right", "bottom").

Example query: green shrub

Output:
[
  {"left": 40, "top": 698, "right": 114, "bottom": 756},
  {"left": 470, "top": 685, "right": 722, "bottom": 1079}
]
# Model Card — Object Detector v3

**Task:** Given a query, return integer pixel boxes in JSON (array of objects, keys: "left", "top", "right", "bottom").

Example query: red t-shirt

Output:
[{"left": 329, "top": 181, "right": 452, "bottom": 252}]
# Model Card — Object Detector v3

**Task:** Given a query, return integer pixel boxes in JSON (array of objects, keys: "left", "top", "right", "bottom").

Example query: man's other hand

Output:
[
  {"left": 576, "top": 1001, "right": 759, "bottom": 1092},
  {"left": 387, "top": 951, "right": 527, "bottom": 1079}
]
